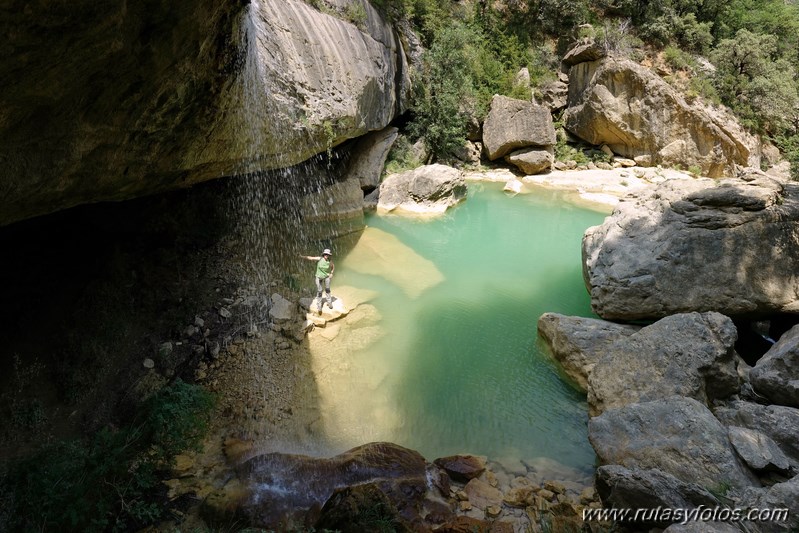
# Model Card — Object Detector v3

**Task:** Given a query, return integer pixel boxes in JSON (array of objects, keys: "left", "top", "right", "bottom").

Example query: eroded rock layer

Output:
[{"left": 0, "top": 0, "right": 409, "bottom": 225}]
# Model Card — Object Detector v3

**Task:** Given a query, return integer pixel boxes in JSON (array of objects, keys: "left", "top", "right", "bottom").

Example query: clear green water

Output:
[{"left": 332, "top": 182, "right": 606, "bottom": 472}]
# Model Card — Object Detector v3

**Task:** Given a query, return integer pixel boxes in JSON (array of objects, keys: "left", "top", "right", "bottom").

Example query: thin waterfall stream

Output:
[{"left": 226, "top": 0, "right": 604, "bottom": 513}]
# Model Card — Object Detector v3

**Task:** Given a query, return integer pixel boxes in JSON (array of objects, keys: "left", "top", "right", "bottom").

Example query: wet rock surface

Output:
[
  {"left": 0, "top": 0, "right": 410, "bottom": 226},
  {"left": 434, "top": 455, "right": 487, "bottom": 482}
]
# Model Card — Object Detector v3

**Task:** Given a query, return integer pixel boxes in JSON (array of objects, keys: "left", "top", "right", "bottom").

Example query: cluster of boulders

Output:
[
  {"left": 539, "top": 172, "right": 799, "bottom": 531},
  {"left": 354, "top": 34, "right": 790, "bottom": 219}
]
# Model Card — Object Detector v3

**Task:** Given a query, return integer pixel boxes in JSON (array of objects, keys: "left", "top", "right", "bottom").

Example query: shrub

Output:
[
  {"left": 0, "top": 380, "right": 215, "bottom": 532},
  {"left": 384, "top": 135, "right": 423, "bottom": 174},
  {"left": 345, "top": 2, "right": 367, "bottom": 30}
]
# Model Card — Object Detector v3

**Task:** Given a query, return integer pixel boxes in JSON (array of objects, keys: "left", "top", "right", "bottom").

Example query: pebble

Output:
[
  {"left": 158, "top": 342, "right": 173, "bottom": 357},
  {"left": 194, "top": 316, "right": 205, "bottom": 328},
  {"left": 485, "top": 505, "right": 502, "bottom": 518},
  {"left": 209, "top": 342, "right": 221, "bottom": 359},
  {"left": 544, "top": 480, "right": 566, "bottom": 494},
  {"left": 219, "top": 307, "right": 232, "bottom": 318},
  {"left": 143, "top": 358, "right": 155, "bottom": 369},
  {"left": 185, "top": 325, "right": 197, "bottom": 338},
  {"left": 538, "top": 489, "right": 555, "bottom": 501}
]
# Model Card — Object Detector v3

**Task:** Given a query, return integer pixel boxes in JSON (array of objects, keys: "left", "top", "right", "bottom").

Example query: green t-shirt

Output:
[{"left": 315, "top": 257, "right": 332, "bottom": 278}]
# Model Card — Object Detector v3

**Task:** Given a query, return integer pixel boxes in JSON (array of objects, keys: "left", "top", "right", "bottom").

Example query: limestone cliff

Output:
[{"left": 0, "top": 0, "right": 410, "bottom": 226}]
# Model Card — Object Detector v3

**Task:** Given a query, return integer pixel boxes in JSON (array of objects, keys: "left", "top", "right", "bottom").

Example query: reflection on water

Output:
[{"left": 309, "top": 183, "right": 606, "bottom": 472}]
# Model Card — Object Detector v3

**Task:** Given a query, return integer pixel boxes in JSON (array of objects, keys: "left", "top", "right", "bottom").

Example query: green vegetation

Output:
[
  {"left": 0, "top": 380, "right": 215, "bottom": 532},
  {"left": 384, "top": 134, "right": 424, "bottom": 174},
  {"left": 385, "top": 0, "right": 799, "bottom": 177}
]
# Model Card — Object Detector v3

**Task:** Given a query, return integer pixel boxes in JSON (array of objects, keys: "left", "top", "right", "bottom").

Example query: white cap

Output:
[{"left": 322, "top": 248, "right": 332, "bottom": 256}]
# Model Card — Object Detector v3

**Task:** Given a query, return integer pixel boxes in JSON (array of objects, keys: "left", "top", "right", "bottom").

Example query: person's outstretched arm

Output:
[{"left": 300, "top": 255, "right": 321, "bottom": 261}]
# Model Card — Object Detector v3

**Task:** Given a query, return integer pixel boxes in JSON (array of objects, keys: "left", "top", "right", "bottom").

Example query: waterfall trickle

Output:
[{"left": 227, "top": 0, "right": 334, "bottom": 294}]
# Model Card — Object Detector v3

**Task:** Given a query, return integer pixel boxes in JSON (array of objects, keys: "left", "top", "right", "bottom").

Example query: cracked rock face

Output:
[
  {"left": 582, "top": 172, "right": 799, "bottom": 320},
  {"left": 0, "top": 0, "right": 410, "bottom": 225},
  {"left": 564, "top": 56, "right": 760, "bottom": 177},
  {"left": 587, "top": 312, "right": 740, "bottom": 416},
  {"left": 588, "top": 396, "right": 760, "bottom": 491}
]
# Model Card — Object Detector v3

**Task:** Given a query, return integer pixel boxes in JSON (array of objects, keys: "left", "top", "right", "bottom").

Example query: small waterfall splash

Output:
[{"left": 226, "top": 0, "right": 343, "bottom": 297}]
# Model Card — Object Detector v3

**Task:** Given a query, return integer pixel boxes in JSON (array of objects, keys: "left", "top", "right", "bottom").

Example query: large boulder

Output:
[
  {"left": 587, "top": 312, "right": 740, "bottom": 416},
  {"left": 482, "top": 95, "right": 556, "bottom": 160},
  {"left": 314, "top": 483, "right": 414, "bottom": 533},
  {"left": 377, "top": 164, "right": 466, "bottom": 215},
  {"left": 714, "top": 401, "right": 799, "bottom": 468},
  {"left": 535, "top": 80, "right": 569, "bottom": 112},
  {"left": 537, "top": 313, "right": 640, "bottom": 392},
  {"left": 588, "top": 396, "right": 759, "bottom": 490},
  {"left": 0, "top": 0, "right": 410, "bottom": 226},
  {"left": 562, "top": 40, "right": 607, "bottom": 67},
  {"left": 750, "top": 324, "right": 799, "bottom": 407},
  {"left": 583, "top": 174, "right": 799, "bottom": 320},
  {"left": 595, "top": 465, "right": 719, "bottom": 528},
  {"left": 564, "top": 56, "right": 759, "bottom": 177}
]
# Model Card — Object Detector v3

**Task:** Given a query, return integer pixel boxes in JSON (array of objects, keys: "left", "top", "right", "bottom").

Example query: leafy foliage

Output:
[
  {"left": 710, "top": 29, "right": 799, "bottom": 134},
  {"left": 0, "top": 380, "right": 215, "bottom": 532}
]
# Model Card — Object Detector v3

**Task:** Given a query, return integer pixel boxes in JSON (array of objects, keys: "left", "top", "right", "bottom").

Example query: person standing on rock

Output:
[{"left": 301, "top": 249, "right": 335, "bottom": 313}]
